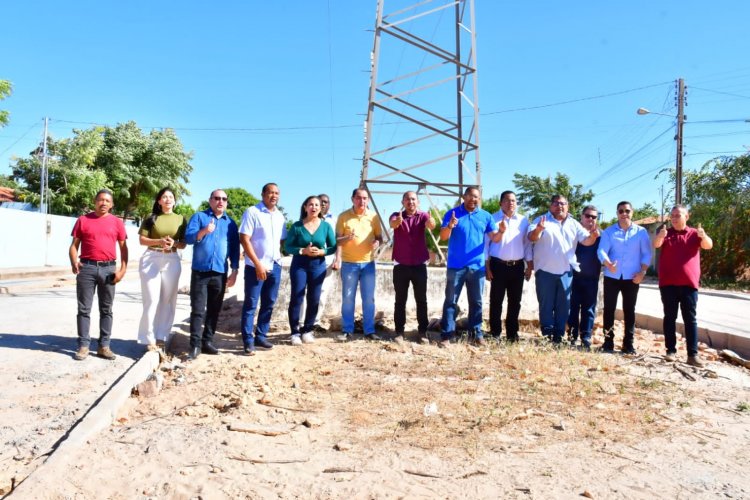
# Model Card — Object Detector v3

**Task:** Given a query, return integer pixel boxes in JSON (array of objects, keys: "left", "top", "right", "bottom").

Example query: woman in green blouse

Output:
[
  {"left": 137, "top": 187, "right": 187, "bottom": 351},
  {"left": 284, "top": 195, "right": 336, "bottom": 345}
]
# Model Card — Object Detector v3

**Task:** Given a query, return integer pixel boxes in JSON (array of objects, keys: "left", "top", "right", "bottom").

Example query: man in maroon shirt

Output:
[
  {"left": 389, "top": 191, "right": 436, "bottom": 343},
  {"left": 69, "top": 189, "right": 129, "bottom": 361},
  {"left": 653, "top": 204, "right": 713, "bottom": 366}
]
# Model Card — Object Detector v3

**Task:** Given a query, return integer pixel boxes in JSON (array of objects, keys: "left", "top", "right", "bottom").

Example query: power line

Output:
[
  {"left": 690, "top": 86, "right": 750, "bottom": 100},
  {"left": 0, "top": 119, "right": 41, "bottom": 157}
]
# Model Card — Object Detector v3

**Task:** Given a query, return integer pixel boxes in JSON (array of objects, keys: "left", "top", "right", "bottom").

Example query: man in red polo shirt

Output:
[
  {"left": 653, "top": 204, "right": 713, "bottom": 366},
  {"left": 69, "top": 189, "right": 129, "bottom": 361},
  {"left": 389, "top": 191, "right": 436, "bottom": 343}
]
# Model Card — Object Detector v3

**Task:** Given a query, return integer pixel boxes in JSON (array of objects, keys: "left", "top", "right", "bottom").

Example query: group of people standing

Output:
[{"left": 68, "top": 185, "right": 713, "bottom": 367}]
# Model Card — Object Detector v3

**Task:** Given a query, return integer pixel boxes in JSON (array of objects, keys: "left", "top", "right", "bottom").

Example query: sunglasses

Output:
[
  {"left": 583, "top": 213, "right": 598, "bottom": 219},
  {"left": 552, "top": 201, "right": 568, "bottom": 206},
  {"left": 213, "top": 196, "right": 228, "bottom": 202},
  {"left": 618, "top": 209, "right": 631, "bottom": 214}
]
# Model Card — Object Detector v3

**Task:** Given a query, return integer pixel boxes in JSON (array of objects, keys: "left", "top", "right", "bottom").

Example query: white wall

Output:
[{"left": 0, "top": 208, "right": 146, "bottom": 268}]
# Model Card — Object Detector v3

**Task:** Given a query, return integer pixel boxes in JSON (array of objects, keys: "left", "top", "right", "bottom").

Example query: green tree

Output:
[
  {"left": 95, "top": 121, "right": 193, "bottom": 218},
  {"left": 512, "top": 172, "right": 594, "bottom": 219},
  {"left": 0, "top": 80, "right": 11, "bottom": 127},
  {"left": 10, "top": 131, "right": 107, "bottom": 214},
  {"left": 684, "top": 154, "right": 750, "bottom": 280},
  {"left": 173, "top": 203, "right": 195, "bottom": 221},
  {"left": 197, "top": 187, "right": 260, "bottom": 225}
]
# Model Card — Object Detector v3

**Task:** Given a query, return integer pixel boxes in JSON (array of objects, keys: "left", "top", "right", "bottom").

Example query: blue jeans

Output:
[
  {"left": 660, "top": 285, "right": 699, "bottom": 357},
  {"left": 340, "top": 261, "right": 376, "bottom": 335},
  {"left": 567, "top": 275, "right": 599, "bottom": 345},
  {"left": 440, "top": 266, "right": 485, "bottom": 340},
  {"left": 535, "top": 269, "right": 573, "bottom": 341},
  {"left": 76, "top": 262, "right": 116, "bottom": 348},
  {"left": 241, "top": 262, "right": 282, "bottom": 346},
  {"left": 288, "top": 255, "right": 327, "bottom": 335},
  {"left": 189, "top": 270, "right": 227, "bottom": 348}
]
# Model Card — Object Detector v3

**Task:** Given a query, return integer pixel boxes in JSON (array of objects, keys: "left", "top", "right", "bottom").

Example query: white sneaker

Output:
[
  {"left": 291, "top": 335, "right": 303, "bottom": 346},
  {"left": 301, "top": 332, "right": 316, "bottom": 344}
]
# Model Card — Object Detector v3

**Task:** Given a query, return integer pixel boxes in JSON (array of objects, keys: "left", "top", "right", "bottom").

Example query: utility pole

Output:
[
  {"left": 675, "top": 78, "right": 686, "bottom": 205},
  {"left": 40, "top": 117, "right": 49, "bottom": 214}
]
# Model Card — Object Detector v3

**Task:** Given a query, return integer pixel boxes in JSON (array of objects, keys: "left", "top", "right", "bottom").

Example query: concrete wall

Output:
[{"left": 0, "top": 208, "right": 148, "bottom": 268}]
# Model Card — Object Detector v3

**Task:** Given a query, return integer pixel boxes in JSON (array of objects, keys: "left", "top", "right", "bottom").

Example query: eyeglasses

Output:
[
  {"left": 583, "top": 213, "right": 598, "bottom": 219},
  {"left": 212, "top": 196, "right": 228, "bottom": 202},
  {"left": 618, "top": 209, "right": 631, "bottom": 214},
  {"left": 552, "top": 201, "right": 568, "bottom": 206}
]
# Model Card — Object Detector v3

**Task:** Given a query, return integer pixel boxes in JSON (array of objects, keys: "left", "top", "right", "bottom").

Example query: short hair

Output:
[
  {"left": 550, "top": 194, "right": 567, "bottom": 203},
  {"left": 95, "top": 188, "right": 113, "bottom": 200},
  {"left": 262, "top": 183, "right": 278, "bottom": 195},
  {"left": 351, "top": 187, "right": 368, "bottom": 198},
  {"left": 318, "top": 193, "right": 330, "bottom": 201},
  {"left": 616, "top": 200, "right": 632, "bottom": 210},
  {"left": 463, "top": 186, "right": 479, "bottom": 196},
  {"left": 581, "top": 204, "right": 598, "bottom": 215},
  {"left": 209, "top": 188, "right": 225, "bottom": 200},
  {"left": 500, "top": 190, "right": 516, "bottom": 202},
  {"left": 671, "top": 204, "right": 689, "bottom": 214},
  {"left": 402, "top": 190, "right": 417, "bottom": 201}
]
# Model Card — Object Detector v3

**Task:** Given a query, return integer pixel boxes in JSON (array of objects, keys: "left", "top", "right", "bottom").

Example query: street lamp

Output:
[{"left": 637, "top": 78, "right": 686, "bottom": 205}]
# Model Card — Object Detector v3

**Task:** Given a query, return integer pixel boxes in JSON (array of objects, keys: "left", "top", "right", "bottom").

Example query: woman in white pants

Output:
[{"left": 138, "top": 187, "right": 187, "bottom": 351}]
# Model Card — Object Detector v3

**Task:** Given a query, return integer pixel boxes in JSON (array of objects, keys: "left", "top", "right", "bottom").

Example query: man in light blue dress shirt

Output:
[{"left": 597, "top": 201, "right": 652, "bottom": 354}]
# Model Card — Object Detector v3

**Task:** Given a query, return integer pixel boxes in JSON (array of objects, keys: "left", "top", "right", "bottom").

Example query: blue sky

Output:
[{"left": 2, "top": 1, "right": 749, "bottom": 221}]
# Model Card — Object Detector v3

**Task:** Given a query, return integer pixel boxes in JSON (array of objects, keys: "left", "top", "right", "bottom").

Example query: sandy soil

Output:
[{"left": 10, "top": 301, "right": 750, "bottom": 500}]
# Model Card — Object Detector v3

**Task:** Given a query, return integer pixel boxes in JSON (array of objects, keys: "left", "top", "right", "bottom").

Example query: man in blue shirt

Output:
[
  {"left": 184, "top": 189, "right": 240, "bottom": 360},
  {"left": 528, "top": 195, "right": 599, "bottom": 344},
  {"left": 567, "top": 205, "right": 601, "bottom": 350},
  {"left": 439, "top": 186, "right": 500, "bottom": 347}
]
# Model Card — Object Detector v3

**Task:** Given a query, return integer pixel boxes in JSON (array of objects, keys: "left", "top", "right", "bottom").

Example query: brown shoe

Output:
[
  {"left": 664, "top": 352, "right": 677, "bottom": 362},
  {"left": 74, "top": 346, "right": 89, "bottom": 361},
  {"left": 97, "top": 346, "right": 117, "bottom": 360},
  {"left": 686, "top": 355, "right": 705, "bottom": 368},
  {"left": 474, "top": 337, "right": 486, "bottom": 347}
]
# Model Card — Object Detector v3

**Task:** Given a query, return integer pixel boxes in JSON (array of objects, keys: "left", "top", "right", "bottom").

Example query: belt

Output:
[
  {"left": 147, "top": 247, "right": 178, "bottom": 253},
  {"left": 80, "top": 258, "right": 116, "bottom": 266},
  {"left": 491, "top": 257, "right": 523, "bottom": 266}
]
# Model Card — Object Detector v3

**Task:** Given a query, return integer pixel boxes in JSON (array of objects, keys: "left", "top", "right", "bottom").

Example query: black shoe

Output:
[
  {"left": 601, "top": 340, "right": 615, "bottom": 353},
  {"left": 255, "top": 337, "right": 273, "bottom": 349},
  {"left": 365, "top": 333, "right": 383, "bottom": 341},
  {"left": 201, "top": 342, "right": 219, "bottom": 355},
  {"left": 506, "top": 335, "right": 519, "bottom": 343},
  {"left": 621, "top": 346, "right": 637, "bottom": 355},
  {"left": 188, "top": 346, "right": 200, "bottom": 360}
]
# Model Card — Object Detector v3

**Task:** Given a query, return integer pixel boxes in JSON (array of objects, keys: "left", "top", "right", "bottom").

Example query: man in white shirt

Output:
[
  {"left": 239, "top": 183, "right": 287, "bottom": 354},
  {"left": 484, "top": 191, "right": 533, "bottom": 342}
]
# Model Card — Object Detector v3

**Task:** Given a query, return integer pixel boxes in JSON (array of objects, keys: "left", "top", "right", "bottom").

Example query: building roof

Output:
[{"left": 0, "top": 186, "right": 15, "bottom": 203}]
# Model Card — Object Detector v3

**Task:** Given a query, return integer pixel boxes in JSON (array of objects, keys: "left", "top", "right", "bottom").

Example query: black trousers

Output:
[
  {"left": 603, "top": 276, "right": 639, "bottom": 345},
  {"left": 393, "top": 264, "right": 428, "bottom": 334},
  {"left": 189, "top": 270, "right": 227, "bottom": 348},
  {"left": 488, "top": 257, "right": 525, "bottom": 338}
]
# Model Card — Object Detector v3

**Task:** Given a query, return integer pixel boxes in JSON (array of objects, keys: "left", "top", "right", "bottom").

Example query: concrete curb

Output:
[
  {"left": 617, "top": 310, "right": 750, "bottom": 358},
  {"left": 0, "top": 267, "right": 71, "bottom": 281},
  {"left": 10, "top": 351, "right": 160, "bottom": 497}
]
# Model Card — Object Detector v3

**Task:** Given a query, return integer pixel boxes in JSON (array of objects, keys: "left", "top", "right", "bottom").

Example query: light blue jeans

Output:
[
  {"left": 535, "top": 269, "right": 573, "bottom": 341},
  {"left": 340, "top": 261, "right": 376, "bottom": 335},
  {"left": 440, "top": 266, "right": 485, "bottom": 340}
]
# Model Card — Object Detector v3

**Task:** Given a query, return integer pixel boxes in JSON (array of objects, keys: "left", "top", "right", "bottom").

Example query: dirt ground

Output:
[{"left": 9, "top": 296, "right": 750, "bottom": 500}]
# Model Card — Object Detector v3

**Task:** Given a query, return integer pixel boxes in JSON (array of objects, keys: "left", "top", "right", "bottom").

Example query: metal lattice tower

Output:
[{"left": 360, "top": 0, "right": 482, "bottom": 261}]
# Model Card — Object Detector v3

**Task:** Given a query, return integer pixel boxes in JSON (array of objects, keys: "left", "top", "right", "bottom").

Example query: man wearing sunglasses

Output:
[
  {"left": 185, "top": 189, "right": 240, "bottom": 360},
  {"left": 528, "top": 194, "right": 599, "bottom": 344}
]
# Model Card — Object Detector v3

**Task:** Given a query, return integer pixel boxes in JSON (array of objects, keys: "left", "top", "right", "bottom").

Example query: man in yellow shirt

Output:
[{"left": 334, "top": 188, "right": 383, "bottom": 341}]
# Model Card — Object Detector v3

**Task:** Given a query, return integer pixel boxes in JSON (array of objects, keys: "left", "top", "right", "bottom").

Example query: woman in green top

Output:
[
  {"left": 284, "top": 195, "right": 337, "bottom": 345},
  {"left": 137, "top": 187, "right": 187, "bottom": 351}
]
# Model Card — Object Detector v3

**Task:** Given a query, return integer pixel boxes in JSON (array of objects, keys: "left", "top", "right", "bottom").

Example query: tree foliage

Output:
[
  {"left": 684, "top": 154, "right": 750, "bottom": 280},
  {"left": 9, "top": 122, "right": 193, "bottom": 218},
  {"left": 197, "top": 187, "right": 260, "bottom": 225},
  {"left": 0, "top": 80, "right": 11, "bottom": 127},
  {"left": 511, "top": 172, "right": 594, "bottom": 219}
]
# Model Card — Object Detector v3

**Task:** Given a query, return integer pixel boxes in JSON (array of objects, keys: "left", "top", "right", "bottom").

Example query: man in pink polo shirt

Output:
[
  {"left": 653, "top": 204, "right": 713, "bottom": 366},
  {"left": 389, "top": 191, "right": 436, "bottom": 343}
]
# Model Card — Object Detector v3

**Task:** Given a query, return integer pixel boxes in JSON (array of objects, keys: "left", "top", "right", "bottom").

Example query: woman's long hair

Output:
[
  {"left": 143, "top": 187, "right": 174, "bottom": 231},
  {"left": 299, "top": 195, "right": 323, "bottom": 222}
]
